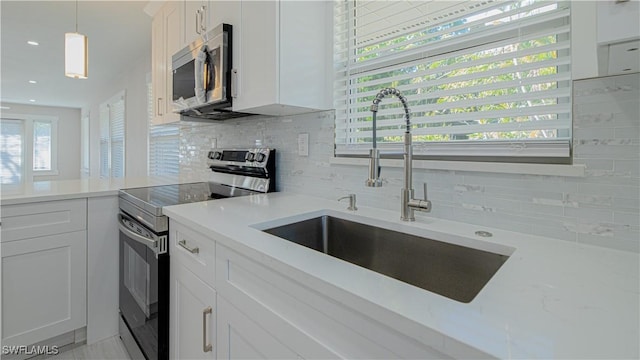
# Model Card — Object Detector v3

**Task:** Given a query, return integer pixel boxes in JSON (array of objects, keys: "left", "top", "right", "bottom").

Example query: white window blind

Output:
[
  {"left": 99, "top": 106, "right": 110, "bottom": 178},
  {"left": 1, "top": 119, "right": 24, "bottom": 185},
  {"left": 110, "top": 98, "right": 125, "bottom": 178},
  {"left": 33, "top": 120, "right": 52, "bottom": 171},
  {"left": 334, "top": 0, "right": 572, "bottom": 159},
  {"left": 81, "top": 113, "right": 90, "bottom": 177},
  {"left": 147, "top": 82, "right": 180, "bottom": 176},
  {"left": 100, "top": 92, "right": 126, "bottom": 178}
]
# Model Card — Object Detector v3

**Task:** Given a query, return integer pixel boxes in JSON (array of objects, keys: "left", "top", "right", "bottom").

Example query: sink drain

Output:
[{"left": 475, "top": 230, "right": 493, "bottom": 237}]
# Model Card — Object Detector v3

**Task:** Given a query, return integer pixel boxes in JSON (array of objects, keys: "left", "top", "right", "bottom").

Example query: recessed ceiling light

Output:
[
  {"left": 28, "top": 80, "right": 37, "bottom": 84},
  {"left": 27, "top": 41, "right": 39, "bottom": 46},
  {"left": 29, "top": 99, "right": 36, "bottom": 102}
]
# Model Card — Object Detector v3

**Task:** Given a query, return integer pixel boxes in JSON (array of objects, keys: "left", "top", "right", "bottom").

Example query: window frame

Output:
[
  {"left": 0, "top": 114, "right": 59, "bottom": 185},
  {"left": 99, "top": 91, "right": 126, "bottom": 179},
  {"left": 32, "top": 117, "right": 59, "bottom": 175},
  {"left": 333, "top": 0, "right": 573, "bottom": 164}
]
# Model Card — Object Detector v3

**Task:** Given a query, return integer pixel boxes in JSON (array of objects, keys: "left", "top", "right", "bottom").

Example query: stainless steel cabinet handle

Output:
[
  {"left": 200, "top": 6, "right": 206, "bottom": 34},
  {"left": 202, "top": 306, "right": 213, "bottom": 353},
  {"left": 231, "top": 69, "right": 238, "bottom": 98},
  {"left": 157, "top": 98, "right": 163, "bottom": 116},
  {"left": 178, "top": 240, "right": 199, "bottom": 254},
  {"left": 195, "top": 9, "right": 201, "bottom": 34}
]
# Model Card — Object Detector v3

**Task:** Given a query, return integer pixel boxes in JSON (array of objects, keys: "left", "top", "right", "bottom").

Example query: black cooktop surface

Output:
[{"left": 120, "top": 182, "right": 256, "bottom": 211}]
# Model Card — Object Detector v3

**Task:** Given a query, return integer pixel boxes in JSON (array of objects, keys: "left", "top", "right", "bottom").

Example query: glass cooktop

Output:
[{"left": 119, "top": 182, "right": 256, "bottom": 215}]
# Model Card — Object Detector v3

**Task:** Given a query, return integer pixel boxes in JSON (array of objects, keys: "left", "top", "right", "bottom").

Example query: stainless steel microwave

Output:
[{"left": 172, "top": 23, "right": 248, "bottom": 120}]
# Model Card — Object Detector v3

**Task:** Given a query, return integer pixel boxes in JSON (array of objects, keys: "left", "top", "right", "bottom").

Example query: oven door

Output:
[{"left": 118, "top": 212, "right": 169, "bottom": 360}]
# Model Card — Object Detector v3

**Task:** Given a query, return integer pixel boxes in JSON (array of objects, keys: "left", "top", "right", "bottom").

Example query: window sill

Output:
[
  {"left": 329, "top": 157, "right": 586, "bottom": 177},
  {"left": 34, "top": 170, "right": 60, "bottom": 177}
]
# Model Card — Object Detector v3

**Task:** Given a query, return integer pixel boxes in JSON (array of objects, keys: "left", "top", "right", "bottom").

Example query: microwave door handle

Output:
[
  {"left": 203, "top": 62, "right": 209, "bottom": 91},
  {"left": 194, "top": 47, "right": 208, "bottom": 104}
]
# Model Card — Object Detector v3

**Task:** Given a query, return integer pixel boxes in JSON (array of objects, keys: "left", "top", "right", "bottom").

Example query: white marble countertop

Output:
[
  {"left": 0, "top": 175, "right": 207, "bottom": 205},
  {"left": 163, "top": 192, "right": 640, "bottom": 359}
]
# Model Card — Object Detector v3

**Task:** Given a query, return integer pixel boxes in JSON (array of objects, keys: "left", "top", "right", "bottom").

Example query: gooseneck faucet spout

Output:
[{"left": 367, "top": 87, "right": 431, "bottom": 221}]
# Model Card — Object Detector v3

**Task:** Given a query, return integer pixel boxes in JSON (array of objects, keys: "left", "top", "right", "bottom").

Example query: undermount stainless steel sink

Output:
[{"left": 263, "top": 215, "right": 510, "bottom": 303}]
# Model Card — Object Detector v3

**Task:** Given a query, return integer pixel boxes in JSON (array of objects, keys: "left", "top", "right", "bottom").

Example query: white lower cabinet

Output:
[
  {"left": 170, "top": 257, "right": 216, "bottom": 360},
  {"left": 216, "top": 296, "right": 298, "bottom": 359},
  {"left": 1, "top": 230, "right": 87, "bottom": 347},
  {"left": 168, "top": 220, "right": 459, "bottom": 359}
]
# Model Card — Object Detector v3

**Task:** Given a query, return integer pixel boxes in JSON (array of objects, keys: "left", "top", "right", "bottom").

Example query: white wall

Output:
[
  {"left": 2, "top": 102, "right": 81, "bottom": 181},
  {"left": 179, "top": 74, "right": 639, "bottom": 254},
  {"left": 571, "top": 2, "right": 599, "bottom": 80},
  {"left": 84, "top": 52, "right": 150, "bottom": 178}
]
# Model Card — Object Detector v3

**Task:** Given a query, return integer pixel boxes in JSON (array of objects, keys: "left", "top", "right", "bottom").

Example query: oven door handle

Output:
[{"left": 118, "top": 213, "right": 158, "bottom": 251}]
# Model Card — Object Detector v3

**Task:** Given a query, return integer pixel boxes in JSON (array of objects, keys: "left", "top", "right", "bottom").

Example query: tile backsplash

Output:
[{"left": 180, "top": 73, "right": 639, "bottom": 253}]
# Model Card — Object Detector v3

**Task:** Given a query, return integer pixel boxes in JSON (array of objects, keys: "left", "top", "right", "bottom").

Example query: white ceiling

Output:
[{"left": 1, "top": 0, "right": 151, "bottom": 109}]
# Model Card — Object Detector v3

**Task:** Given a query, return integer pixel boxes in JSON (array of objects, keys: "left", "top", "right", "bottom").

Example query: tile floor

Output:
[{"left": 43, "top": 336, "right": 130, "bottom": 360}]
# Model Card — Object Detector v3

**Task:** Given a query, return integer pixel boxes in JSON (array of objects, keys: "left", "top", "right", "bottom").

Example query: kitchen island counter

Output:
[
  {"left": 163, "top": 192, "right": 639, "bottom": 359},
  {"left": 0, "top": 175, "right": 206, "bottom": 205}
]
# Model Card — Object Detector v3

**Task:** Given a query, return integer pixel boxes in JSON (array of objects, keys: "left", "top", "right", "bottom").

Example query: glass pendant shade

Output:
[{"left": 65, "top": 32, "right": 88, "bottom": 79}]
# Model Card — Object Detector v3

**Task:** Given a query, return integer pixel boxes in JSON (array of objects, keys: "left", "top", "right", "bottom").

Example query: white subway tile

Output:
[{"left": 177, "top": 74, "right": 639, "bottom": 253}]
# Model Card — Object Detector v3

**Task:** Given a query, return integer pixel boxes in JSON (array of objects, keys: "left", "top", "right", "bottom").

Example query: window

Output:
[
  {"left": 334, "top": 0, "right": 572, "bottom": 162},
  {"left": 33, "top": 120, "right": 53, "bottom": 171},
  {"left": 1, "top": 115, "right": 58, "bottom": 185},
  {"left": 100, "top": 92, "right": 126, "bottom": 178},
  {"left": 81, "top": 113, "right": 90, "bottom": 177},
  {"left": 147, "top": 82, "right": 180, "bottom": 176},
  {"left": 1, "top": 119, "right": 24, "bottom": 184}
]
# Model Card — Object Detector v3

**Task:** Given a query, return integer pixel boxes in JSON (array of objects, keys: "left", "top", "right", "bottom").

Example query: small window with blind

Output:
[
  {"left": 1, "top": 115, "right": 58, "bottom": 185},
  {"left": 147, "top": 82, "right": 180, "bottom": 176},
  {"left": 334, "top": 0, "right": 572, "bottom": 163},
  {"left": 99, "top": 91, "right": 126, "bottom": 178},
  {"left": 0, "top": 119, "right": 24, "bottom": 185}
]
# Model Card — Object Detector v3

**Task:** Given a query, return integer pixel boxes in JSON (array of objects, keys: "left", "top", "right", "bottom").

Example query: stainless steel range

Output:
[{"left": 117, "top": 148, "right": 275, "bottom": 360}]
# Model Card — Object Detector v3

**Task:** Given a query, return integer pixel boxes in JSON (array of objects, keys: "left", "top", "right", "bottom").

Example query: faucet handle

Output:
[
  {"left": 408, "top": 183, "right": 432, "bottom": 213},
  {"left": 423, "top": 182, "right": 428, "bottom": 201}
]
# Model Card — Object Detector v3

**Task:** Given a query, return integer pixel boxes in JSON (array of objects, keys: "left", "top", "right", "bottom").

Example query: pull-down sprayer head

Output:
[{"left": 366, "top": 88, "right": 412, "bottom": 187}]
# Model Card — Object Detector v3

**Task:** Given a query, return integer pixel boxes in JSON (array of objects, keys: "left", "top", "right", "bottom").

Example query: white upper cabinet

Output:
[
  {"left": 597, "top": 0, "right": 640, "bottom": 45},
  {"left": 153, "top": 1, "right": 331, "bottom": 120},
  {"left": 184, "top": 0, "right": 207, "bottom": 46},
  {"left": 596, "top": 0, "right": 640, "bottom": 76},
  {"left": 232, "top": 1, "right": 332, "bottom": 116},
  {"left": 184, "top": 1, "right": 241, "bottom": 47},
  {"left": 151, "top": 1, "right": 182, "bottom": 125}
]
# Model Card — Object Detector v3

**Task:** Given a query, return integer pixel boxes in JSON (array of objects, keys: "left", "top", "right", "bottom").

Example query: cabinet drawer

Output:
[
  {"left": 170, "top": 221, "right": 215, "bottom": 288},
  {"left": 216, "top": 244, "right": 454, "bottom": 359},
  {"left": 1, "top": 199, "right": 87, "bottom": 242}
]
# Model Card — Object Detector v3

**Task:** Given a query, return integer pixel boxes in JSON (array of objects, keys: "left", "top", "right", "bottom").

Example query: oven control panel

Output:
[{"left": 207, "top": 148, "right": 274, "bottom": 168}]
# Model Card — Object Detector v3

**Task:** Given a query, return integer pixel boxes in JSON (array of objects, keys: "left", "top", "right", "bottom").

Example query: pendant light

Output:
[{"left": 65, "top": 0, "right": 88, "bottom": 79}]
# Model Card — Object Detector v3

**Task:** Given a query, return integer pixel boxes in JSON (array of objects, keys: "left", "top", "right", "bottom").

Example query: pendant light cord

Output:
[{"left": 75, "top": 0, "right": 78, "bottom": 33}]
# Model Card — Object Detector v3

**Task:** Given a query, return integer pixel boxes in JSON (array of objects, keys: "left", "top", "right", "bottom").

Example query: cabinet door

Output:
[
  {"left": 232, "top": 1, "right": 278, "bottom": 112},
  {"left": 184, "top": 0, "right": 205, "bottom": 46},
  {"left": 170, "top": 262, "right": 216, "bottom": 360},
  {"left": 151, "top": 13, "right": 165, "bottom": 125},
  {"left": 208, "top": 1, "right": 240, "bottom": 31},
  {"left": 163, "top": 1, "right": 183, "bottom": 124},
  {"left": 1, "top": 231, "right": 87, "bottom": 347},
  {"left": 217, "top": 296, "right": 298, "bottom": 360}
]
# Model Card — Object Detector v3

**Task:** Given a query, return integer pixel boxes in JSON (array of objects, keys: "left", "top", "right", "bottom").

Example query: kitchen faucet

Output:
[{"left": 366, "top": 88, "right": 431, "bottom": 221}]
